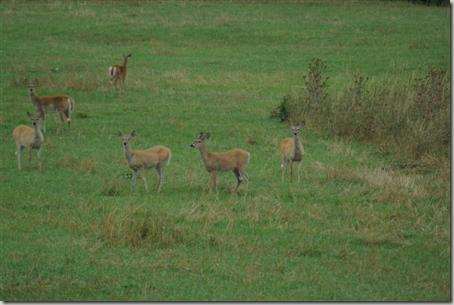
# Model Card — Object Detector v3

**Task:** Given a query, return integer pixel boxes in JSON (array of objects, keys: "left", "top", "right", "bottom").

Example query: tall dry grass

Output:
[{"left": 272, "top": 59, "right": 450, "bottom": 173}]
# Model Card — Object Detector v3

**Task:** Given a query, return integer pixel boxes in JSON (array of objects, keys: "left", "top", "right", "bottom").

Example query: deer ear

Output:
[
  {"left": 27, "top": 111, "right": 32, "bottom": 118},
  {"left": 117, "top": 130, "right": 123, "bottom": 137},
  {"left": 300, "top": 121, "right": 305, "bottom": 128},
  {"left": 205, "top": 133, "right": 210, "bottom": 139},
  {"left": 130, "top": 130, "right": 136, "bottom": 137}
]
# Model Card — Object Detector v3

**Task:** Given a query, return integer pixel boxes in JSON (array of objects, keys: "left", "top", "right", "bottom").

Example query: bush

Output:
[
  {"left": 271, "top": 61, "right": 450, "bottom": 171},
  {"left": 270, "top": 58, "right": 329, "bottom": 126}
]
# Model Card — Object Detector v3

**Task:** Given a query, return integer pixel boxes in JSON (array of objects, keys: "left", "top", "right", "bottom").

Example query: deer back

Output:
[
  {"left": 128, "top": 145, "right": 171, "bottom": 169},
  {"left": 38, "top": 95, "right": 72, "bottom": 111},
  {"left": 207, "top": 148, "right": 250, "bottom": 171}
]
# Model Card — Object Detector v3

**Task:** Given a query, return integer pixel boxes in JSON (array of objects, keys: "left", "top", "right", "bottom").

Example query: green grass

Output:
[{"left": 0, "top": 0, "right": 450, "bottom": 301}]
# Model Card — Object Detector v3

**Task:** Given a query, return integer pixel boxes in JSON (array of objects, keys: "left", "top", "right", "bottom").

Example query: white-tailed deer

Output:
[
  {"left": 13, "top": 112, "right": 44, "bottom": 170},
  {"left": 26, "top": 81, "right": 74, "bottom": 133},
  {"left": 109, "top": 53, "right": 132, "bottom": 89},
  {"left": 280, "top": 122, "right": 305, "bottom": 182},
  {"left": 118, "top": 130, "right": 171, "bottom": 193},
  {"left": 190, "top": 132, "right": 250, "bottom": 193}
]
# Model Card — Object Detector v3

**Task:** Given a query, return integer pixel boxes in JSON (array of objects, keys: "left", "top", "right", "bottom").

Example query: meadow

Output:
[{"left": 0, "top": 0, "right": 450, "bottom": 301}]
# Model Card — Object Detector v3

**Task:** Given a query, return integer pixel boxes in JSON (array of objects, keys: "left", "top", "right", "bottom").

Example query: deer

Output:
[
  {"left": 280, "top": 121, "right": 305, "bottom": 182},
  {"left": 13, "top": 112, "right": 44, "bottom": 170},
  {"left": 26, "top": 80, "right": 74, "bottom": 133},
  {"left": 109, "top": 53, "right": 132, "bottom": 89},
  {"left": 190, "top": 132, "right": 250, "bottom": 193},
  {"left": 118, "top": 130, "right": 171, "bottom": 193}
]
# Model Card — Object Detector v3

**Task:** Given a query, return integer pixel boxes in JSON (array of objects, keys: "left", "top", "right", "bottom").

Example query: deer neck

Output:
[
  {"left": 33, "top": 124, "right": 43, "bottom": 146},
  {"left": 123, "top": 144, "right": 133, "bottom": 163},
  {"left": 30, "top": 93, "right": 44, "bottom": 112},
  {"left": 30, "top": 92, "right": 38, "bottom": 105},
  {"left": 123, "top": 57, "right": 129, "bottom": 68},
  {"left": 198, "top": 143, "right": 210, "bottom": 168},
  {"left": 293, "top": 133, "right": 303, "bottom": 159}
]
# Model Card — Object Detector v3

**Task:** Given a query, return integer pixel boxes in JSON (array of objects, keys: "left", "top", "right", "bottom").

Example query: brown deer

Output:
[
  {"left": 190, "top": 132, "right": 250, "bottom": 193},
  {"left": 280, "top": 122, "right": 305, "bottom": 182},
  {"left": 13, "top": 112, "right": 44, "bottom": 170},
  {"left": 118, "top": 130, "right": 171, "bottom": 193},
  {"left": 27, "top": 82, "right": 74, "bottom": 133},
  {"left": 109, "top": 53, "right": 132, "bottom": 89}
]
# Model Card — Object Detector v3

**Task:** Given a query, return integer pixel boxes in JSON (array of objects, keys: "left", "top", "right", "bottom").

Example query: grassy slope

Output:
[{"left": 0, "top": 0, "right": 450, "bottom": 301}]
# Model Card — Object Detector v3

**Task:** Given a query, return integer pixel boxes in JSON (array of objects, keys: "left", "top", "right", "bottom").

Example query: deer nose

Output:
[
  {"left": 190, "top": 144, "right": 194, "bottom": 148},
  {"left": 123, "top": 142, "right": 127, "bottom": 146}
]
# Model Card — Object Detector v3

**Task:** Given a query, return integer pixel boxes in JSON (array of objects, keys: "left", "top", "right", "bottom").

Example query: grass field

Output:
[{"left": 0, "top": 0, "right": 450, "bottom": 301}]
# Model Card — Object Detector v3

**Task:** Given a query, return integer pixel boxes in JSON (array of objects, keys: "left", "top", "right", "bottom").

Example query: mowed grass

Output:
[{"left": 0, "top": 0, "right": 450, "bottom": 301}]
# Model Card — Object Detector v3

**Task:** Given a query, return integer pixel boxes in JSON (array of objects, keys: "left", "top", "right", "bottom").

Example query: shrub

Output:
[
  {"left": 271, "top": 61, "right": 450, "bottom": 172},
  {"left": 270, "top": 95, "right": 290, "bottom": 122},
  {"left": 270, "top": 58, "right": 329, "bottom": 126},
  {"left": 302, "top": 58, "right": 329, "bottom": 117}
]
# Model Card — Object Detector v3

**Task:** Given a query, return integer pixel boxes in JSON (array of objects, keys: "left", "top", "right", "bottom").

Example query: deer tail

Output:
[
  {"left": 167, "top": 151, "right": 172, "bottom": 165},
  {"left": 109, "top": 66, "right": 116, "bottom": 78},
  {"left": 66, "top": 97, "right": 74, "bottom": 122}
]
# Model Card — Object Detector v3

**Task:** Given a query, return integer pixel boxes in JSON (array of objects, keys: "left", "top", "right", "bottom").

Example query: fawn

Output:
[
  {"left": 109, "top": 54, "right": 132, "bottom": 89},
  {"left": 27, "top": 84, "right": 74, "bottom": 133},
  {"left": 280, "top": 122, "right": 305, "bottom": 182},
  {"left": 13, "top": 112, "right": 44, "bottom": 170},
  {"left": 190, "top": 132, "right": 250, "bottom": 193},
  {"left": 118, "top": 130, "right": 171, "bottom": 193}
]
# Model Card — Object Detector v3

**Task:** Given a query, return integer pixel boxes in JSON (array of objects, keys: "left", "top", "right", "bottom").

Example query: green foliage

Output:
[
  {"left": 270, "top": 95, "right": 291, "bottom": 122},
  {"left": 271, "top": 58, "right": 329, "bottom": 126},
  {"left": 302, "top": 58, "right": 329, "bottom": 119},
  {"left": 275, "top": 60, "right": 449, "bottom": 172}
]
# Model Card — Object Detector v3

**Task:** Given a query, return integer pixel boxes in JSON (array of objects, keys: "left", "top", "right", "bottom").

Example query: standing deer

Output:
[
  {"left": 118, "top": 130, "right": 171, "bottom": 193},
  {"left": 190, "top": 132, "right": 250, "bottom": 193},
  {"left": 109, "top": 53, "right": 132, "bottom": 89},
  {"left": 280, "top": 122, "right": 305, "bottom": 182},
  {"left": 27, "top": 83, "right": 74, "bottom": 133},
  {"left": 13, "top": 112, "right": 44, "bottom": 170}
]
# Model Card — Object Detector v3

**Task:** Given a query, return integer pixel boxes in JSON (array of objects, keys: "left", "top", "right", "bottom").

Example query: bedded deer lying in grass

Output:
[
  {"left": 109, "top": 54, "right": 132, "bottom": 89},
  {"left": 280, "top": 122, "right": 305, "bottom": 182},
  {"left": 118, "top": 130, "right": 171, "bottom": 193},
  {"left": 13, "top": 112, "right": 44, "bottom": 170},
  {"left": 190, "top": 132, "right": 250, "bottom": 193},
  {"left": 27, "top": 82, "right": 74, "bottom": 133}
]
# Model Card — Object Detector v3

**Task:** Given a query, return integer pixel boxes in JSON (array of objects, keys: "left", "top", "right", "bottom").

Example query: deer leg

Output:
[
  {"left": 131, "top": 170, "right": 137, "bottom": 192},
  {"left": 239, "top": 168, "right": 249, "bottom": 192},
  {"left": 58, "top": 111, "right": 66, "bottom": 131},
  {"left": 213, "top": 172, "right": 217, "bottom": 192},
  {"left": 63, "top": 109, "right": 71, "bottom": 129},
  {"left": 40, "top": 115, "right": 46, "bottom": 133},
  {"left": 208, "top": 171, "right": 217, "bottom": 192},
  {"left": 233, "top": 169, "right": 242, "bottom": 193},
  {"left": 113, "top": 78, "right": 118, "bottom": 90},
  {"left": 297, "top": 161, "right": 303, "bottom": 183},
  {"left": 37, "top": 147, "right": 42, "bottom": 170},
  {"left": 290, "top": 160, "right": 294, "bottom": 180},
  {"left": 281, "top": 158, "right": 289, "bottom": 182},
  {"left": 139, "top": 170, "right": 149, "bottom": 193},
  {"left": 207, "top": 173, "right": 212, "bottom": 192},
  {"left": 121, "top": 74, "right": 126, "bottom": 88},
  {"left": 156, "top": 166, "right": 164, "bottom": 193},
  {"left": 16, "top": 144, "right": 24, "bottom": 170},
  {"left": 28, "top": 146, "right": 32, "bottom": 165}
]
